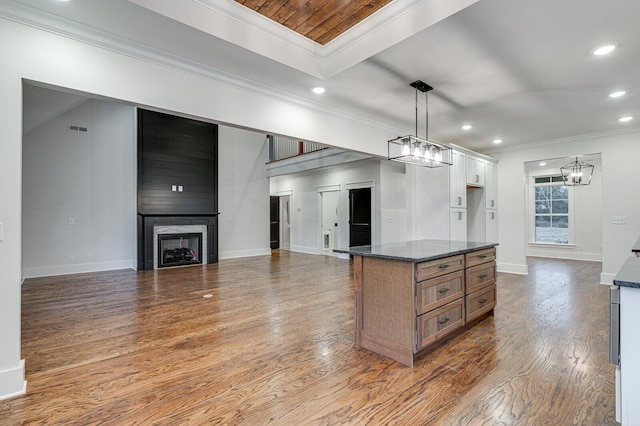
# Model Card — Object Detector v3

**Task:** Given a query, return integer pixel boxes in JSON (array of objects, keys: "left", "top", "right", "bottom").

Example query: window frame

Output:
[{"left": 528, "top": 175, "right": 575, "bottom": 246}]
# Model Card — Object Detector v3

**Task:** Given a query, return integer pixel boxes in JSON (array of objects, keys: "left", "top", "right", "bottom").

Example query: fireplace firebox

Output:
[{"left": 158, "top": 233, "right": 203, "bottom": 268}]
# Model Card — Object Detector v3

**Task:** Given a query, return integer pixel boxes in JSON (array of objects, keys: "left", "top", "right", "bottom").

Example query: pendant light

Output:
[
  {"left": 560, "top": 156, "right": 594, "bottom": 186},
  {"left": 388, "top": 80, "right": 452, "bottom": 168}
]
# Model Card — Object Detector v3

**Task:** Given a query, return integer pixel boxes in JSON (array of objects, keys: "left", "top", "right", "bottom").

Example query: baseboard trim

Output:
[
  {"left": 526, "top": 250, "right": 602, "bottom": 262},
  {"left": 23, "top": 260, "right": 135, "bottom": 279},
  {"left": 0, "top": 360, "right": 26, "bottom": 401},
  {"left": 497, "top": 262, "right": 528, "bottom": 275},
  {"left": 219, "top": 248, "right": 272, "bottom": 260},
  {"left": 600, "top": 272, "right": 616, "bottom": 285},
  {"left": 290, "top": 245, "right": 322, "bottom": 255}
]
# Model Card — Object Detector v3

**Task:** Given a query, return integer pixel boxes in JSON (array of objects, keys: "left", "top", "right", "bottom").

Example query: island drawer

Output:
[
  {"left": 417, "top": 298, "right": 465, "bottom": 350},
  {"left": 466, "top": 261, "right": 497, "bottom": 294},
  {"left": 416, "top": 270, "right": 464, "bottom": 315},
  {"left": 416, "top": 255, "right": 464, "bottom": 282},
  {"left": 466, "top": 284, "right": 497, "bottom": 323},
  {"left": 465, "top": 247, "right": 496, "bottom": 268}
]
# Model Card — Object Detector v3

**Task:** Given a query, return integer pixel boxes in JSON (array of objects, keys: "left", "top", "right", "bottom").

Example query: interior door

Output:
[
  {"left": 349, "top": 188, "right": 371, "bottom": 247},
  {"left": 269, "top": 196, "right": 279, "bottom": 249}
]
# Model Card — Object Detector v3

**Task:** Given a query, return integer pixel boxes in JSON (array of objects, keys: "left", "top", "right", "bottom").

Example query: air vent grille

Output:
[{"left": 69, "top": 124, "right": 88, "bottom": 133}]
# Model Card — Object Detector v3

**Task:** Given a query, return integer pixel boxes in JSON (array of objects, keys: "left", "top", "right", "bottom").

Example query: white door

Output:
[
  {"left": 450, "top": 208, "right": 467, "bottom": 242},
  {"left": 321, "top": 191, "right": 339, "bottom": 252},
  {"left": 279, "top": 195, "right": 291, "bottom": 250}
]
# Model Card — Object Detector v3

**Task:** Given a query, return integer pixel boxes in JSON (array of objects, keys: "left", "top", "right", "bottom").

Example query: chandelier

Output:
[
  {"left": 388, "top": 80, "right": 452, "bottom": 168},
  {"left": 560, "top": 156, "right": 594, "bottom": 186}
]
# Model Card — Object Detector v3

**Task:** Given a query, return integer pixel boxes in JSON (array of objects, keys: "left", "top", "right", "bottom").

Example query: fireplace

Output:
[
  {"left": 158, "top": 233, "right": 202, "bottom": 268},
  {"left": 138, "top": 214, "right": 218, "bottom": 271}
]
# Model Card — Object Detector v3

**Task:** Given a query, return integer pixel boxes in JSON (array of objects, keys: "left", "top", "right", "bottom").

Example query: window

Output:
[{"left": 533, "top": 177, "right": 571, "bottom": 244}]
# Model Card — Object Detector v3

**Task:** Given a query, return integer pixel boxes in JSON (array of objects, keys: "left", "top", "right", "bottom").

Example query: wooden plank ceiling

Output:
[{"left": 234, "top": 0, "right": 394, "bottom": 45}]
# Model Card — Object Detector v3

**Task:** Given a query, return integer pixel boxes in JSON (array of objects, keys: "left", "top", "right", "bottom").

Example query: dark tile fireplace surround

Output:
[
  {"left": 137, "top": 109, "right": 219, "bottom": 270},
  {"left": 137, "top": 214, "right": 218, "bottom": 271}
]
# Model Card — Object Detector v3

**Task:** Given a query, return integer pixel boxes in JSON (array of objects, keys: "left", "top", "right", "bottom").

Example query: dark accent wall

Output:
[
  {"left": 137, "top": 109, "right": 219, "bottom": 270},
  {"left": 137, "top": 109, "right": 218, "bottom": 215}
]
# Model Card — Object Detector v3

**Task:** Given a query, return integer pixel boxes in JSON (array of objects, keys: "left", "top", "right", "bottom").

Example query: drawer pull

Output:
[
  {"left": 438, "top": 264, "right": 450, "bottom": 269},
  {"left": 438, "top": 318, "right": 450, "bottom": 325},
  {"left": 478, "top": 274, "right": 487, "bottom": 279},
  {"left": 478, "top": 255, "right": 488, "bottom": 259},
  {"left": 479, "top": 298, "right": 488, "bottom": 303},
  {"left": 438, "top": 288, "right": 450, "bottom": 294}
]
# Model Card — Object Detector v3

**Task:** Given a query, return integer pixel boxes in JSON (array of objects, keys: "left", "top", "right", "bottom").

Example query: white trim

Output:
[
  {"left": 23, "top": 260, "right": 135, "bottom": 279},
  {"left": 316, "top": 184, "right": 341, "bottom": 193},
  {"left": 345, "top": 181, "right": 375, "bottom": 190},
  {"left": 527, "top": 252, "right": 602, "bottom": 262},
  {"left": 497, "top": 262, "right": 529, "bottom": 275},
  {"left": 0, "top": 360, "right": 26, "bottom": 401},
  {"left": 218, "top": 248, "right": 271, "bottom": 260},
  {"left": 290, "top": 245, "right": 322, "bottom": 255},
  {"left": 275, "top": 190, "right": 293, "bottom": 197},
  {"left": 601, "top": 272, "right": 616, "bottom": 285}
]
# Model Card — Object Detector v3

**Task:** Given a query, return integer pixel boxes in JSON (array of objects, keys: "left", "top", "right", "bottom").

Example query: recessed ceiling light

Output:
[
  {"left": 592, "top": 44, "right": 617, "bottom": 56},
  {"left": 493, "top": 139, "right": 502, "bottom": 144},
  {"left": 312, "top": 87, "right": 325, "bottom": 94},
  {"left": 619, "top": 116, "right": 633, "bottom": 122},
  {"left": 609, "top": 90, "right": 627, "bottom": 98},
  {"left": 461, "top": 125, "right": 472, "bottom": 131},
  {"left": 539, "top": 162, "right": 547, "bottom": 166}
]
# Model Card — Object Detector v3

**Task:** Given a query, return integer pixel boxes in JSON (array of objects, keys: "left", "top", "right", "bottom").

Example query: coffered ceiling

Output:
[
  {"left": 7, "top": 0, "right": 640, "bottom": 153},
  {"left": 234, "top": 0, "right": 393, "bottom": 45}
]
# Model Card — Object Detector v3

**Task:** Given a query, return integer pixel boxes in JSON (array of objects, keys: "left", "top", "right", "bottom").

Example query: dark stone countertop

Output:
[
  {"left": 632, "top": 236, "right": 640, "bottom": 253},
  {"left": 614, "top": 257, "right": 640, "bottom": 289},
  {"left": 333, "top": 239, "right": 498, "bottom": 263}
]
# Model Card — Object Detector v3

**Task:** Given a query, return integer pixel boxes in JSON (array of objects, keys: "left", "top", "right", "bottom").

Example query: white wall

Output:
[
  {"left": 409, "top": 164, "right": 450, "bottom": 241},
  {"left": 380, "top": 161, "right": 409, "bottom": 243},
  {"left": 270, "top": 159, "right": 383, "bottom": 253},
  {"left": 22, "top": 99, "right": 136, "bottom": 278},
  {"left": 0, "top": 17, "right": 402, "bottom": 398},
  {"left": 218, "top": 127, "right": 271, "bottom": 259},
  {"left": 525, "top": 164, "right": 602, "bottom": 262},
  {"left": 490, "top": 129, "right": 640, "bottom": 282}
]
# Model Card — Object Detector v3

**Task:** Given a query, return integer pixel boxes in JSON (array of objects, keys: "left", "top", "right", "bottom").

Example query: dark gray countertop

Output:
[
  {"left": 614, "top": 257, "right": 640, "bottom": 289},
  {"left": 333, "top": 239, "right": 498, "bottom": 263},
  {"left": 632, "top": 237, "right": 640, "bottom": 253}
]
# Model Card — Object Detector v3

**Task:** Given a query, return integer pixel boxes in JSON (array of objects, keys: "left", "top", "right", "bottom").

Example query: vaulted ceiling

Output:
[{"left": 8, "top": 0, "right": 640, "bottom": 153}]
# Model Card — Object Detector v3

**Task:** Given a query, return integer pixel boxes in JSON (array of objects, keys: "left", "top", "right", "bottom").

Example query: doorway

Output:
[
  {"left": 349, "top": 188, "right": 371, "bottom": 247},
  {"left": 320, "top": 191, "right": 340, "bottom": 253},
  {"left": 279, "top": 195, "right": 291, "bottom": 250}
]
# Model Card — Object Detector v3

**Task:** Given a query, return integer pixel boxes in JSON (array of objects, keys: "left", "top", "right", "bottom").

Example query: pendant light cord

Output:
[{"left": 415, "top": 88, "right": 418, "bottom": 138}]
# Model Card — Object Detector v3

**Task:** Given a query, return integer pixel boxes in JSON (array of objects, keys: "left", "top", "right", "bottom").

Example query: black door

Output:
[
  {"left": 270, "top": 196, "right": 279, "bottom": 249},
  {"left": 349, "top": 188, "right": 371, "bottom": 247}
]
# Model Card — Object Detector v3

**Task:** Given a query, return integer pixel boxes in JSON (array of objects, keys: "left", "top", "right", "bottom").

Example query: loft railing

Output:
[{"left": 268, "top": 135, "right": 328, "bottom": 162}]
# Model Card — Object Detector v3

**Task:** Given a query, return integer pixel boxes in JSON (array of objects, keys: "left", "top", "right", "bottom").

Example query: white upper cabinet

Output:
[
  {"left": 449, "top": 150, "right": 467, "bottom": 208},
  {"left": 466, "top": 156, "right": 486, "bottom": 186},
  {"left": 485, "top": 161, "right": 498, "bottom": 209}
]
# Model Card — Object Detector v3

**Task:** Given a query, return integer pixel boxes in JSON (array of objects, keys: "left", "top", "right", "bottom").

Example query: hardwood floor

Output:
[{"left": 1, "top": 253, "right": 616, "bottom": 425}]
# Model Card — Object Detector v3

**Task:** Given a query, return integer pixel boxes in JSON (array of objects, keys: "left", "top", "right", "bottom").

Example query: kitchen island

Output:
[
  {"left": 335, "top": 240, "right": 498, "bottom": 366},
  {"left": 613, "top": 256, "right": 640, "bottom": 424}
]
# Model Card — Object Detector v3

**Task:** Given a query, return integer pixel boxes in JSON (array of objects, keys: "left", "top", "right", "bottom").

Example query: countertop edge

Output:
[
  {"left": 333, "top": 241, "right": 498, "bottom": 263},
  {"left": 613, "top": 257, "right": 640, "bottom": 289}
]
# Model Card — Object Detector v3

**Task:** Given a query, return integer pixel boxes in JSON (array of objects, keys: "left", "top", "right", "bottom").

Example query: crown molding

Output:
[
  {"left": 483, "top": 125, "right": 640, "bottom": 155},
  {"left": 0, "top": 1, "right": 404, "bottom": 138},
  {"left": 129, "top": 0, "right": 478, "bottom": 79}
]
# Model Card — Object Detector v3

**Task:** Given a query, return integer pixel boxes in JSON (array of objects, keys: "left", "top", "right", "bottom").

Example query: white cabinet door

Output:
[
  {"left": 466, "top": 156, "right": 486, "bottom": 186},
  {"left": 450, "top": 208, "right": 467, "bottom": 241},
  {"left": 449, "top": 150, "right": 467, "bottom": 208},
  {"left": 485, "top": 210, "right": 498, "bottom": 243},
  {"left": 485, "top": 161, "right": 498, "bottom": 209}
]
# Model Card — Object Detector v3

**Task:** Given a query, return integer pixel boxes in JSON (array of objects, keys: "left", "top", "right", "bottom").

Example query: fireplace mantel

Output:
[{"left": 137, "top": 213, "right": 219, "bottom": 271}]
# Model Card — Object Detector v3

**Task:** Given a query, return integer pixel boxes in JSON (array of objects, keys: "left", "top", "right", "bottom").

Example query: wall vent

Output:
[{"left": 69, "top": 124, "right": 89, "bottom": 133}]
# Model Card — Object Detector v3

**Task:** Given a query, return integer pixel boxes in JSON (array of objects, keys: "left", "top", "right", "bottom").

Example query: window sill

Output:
[{"left": 528, "top": 242, "right": 575, "bottom": 249}]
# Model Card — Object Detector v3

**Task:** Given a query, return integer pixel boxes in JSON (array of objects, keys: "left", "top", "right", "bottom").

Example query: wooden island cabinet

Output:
[{"left": 335, "top": 240, "right": 497, "bottom": 366}]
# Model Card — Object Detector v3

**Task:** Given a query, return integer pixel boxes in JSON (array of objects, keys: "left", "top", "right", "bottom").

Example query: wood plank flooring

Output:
[{"left": 1, "top": 253, "right": 616, "bottom": 425}]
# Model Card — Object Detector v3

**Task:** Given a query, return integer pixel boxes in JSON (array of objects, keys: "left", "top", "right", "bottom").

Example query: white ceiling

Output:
[{"left": 9, "top": 0, "right": 640, "bottom": 153}]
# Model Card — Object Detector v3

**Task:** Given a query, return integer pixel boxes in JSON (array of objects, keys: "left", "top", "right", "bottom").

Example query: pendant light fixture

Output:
[
  {"left": 388, "top": 80, "right": 452, "bottom": 168},
  {"left": 560, "top": 156, "right": 594, "bottom": 186}
]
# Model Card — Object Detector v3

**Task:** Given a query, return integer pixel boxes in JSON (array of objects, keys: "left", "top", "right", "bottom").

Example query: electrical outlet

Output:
[
  {"left": 612, "top": 216, "right": 627, "bottom": 225},
  {"left": 68, "top": 218, "right": 75, "bottom": 225}
]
